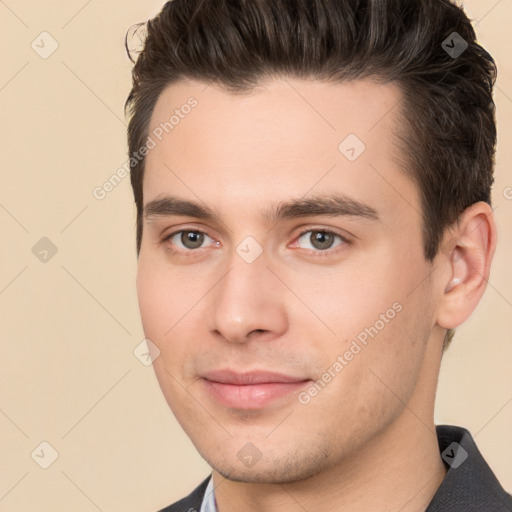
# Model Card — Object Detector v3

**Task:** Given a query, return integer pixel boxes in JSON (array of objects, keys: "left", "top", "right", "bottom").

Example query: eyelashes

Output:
[
  {"left": 292, "top": 228, "right": 348, "bottom": 255},
  {"left": 162, "top": 227, "right": 350, "bottom": 258}
]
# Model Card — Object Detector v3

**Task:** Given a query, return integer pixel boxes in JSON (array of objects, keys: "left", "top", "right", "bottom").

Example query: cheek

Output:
[
  {"left": 346, "top": 282, "right": 432, "bottom": 411},
  {"left": 136, "top": 264, "right": 191, "bottom": 413},
  {"left": 136, "top": 252, "right": 186, "bottom": 332},
  {"left": 136, "top": 271, "right": 168, "bottom": 337},
  {"left": 136, "top": 259, "right": 181, "bottom": 360},
  {"left": 136, "top": 258, "right": 206, "bottom": 379},
  {"left": 292, "top": 264, "right": 401, "bottom": 351},
  {"left": 298, "top": 254, "right": 431, "bottom": 398}
]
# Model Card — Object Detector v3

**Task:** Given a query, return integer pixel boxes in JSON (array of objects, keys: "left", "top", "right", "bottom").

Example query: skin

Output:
[{"left": 136, "top": 77, "right": 496, "bottom": 512}]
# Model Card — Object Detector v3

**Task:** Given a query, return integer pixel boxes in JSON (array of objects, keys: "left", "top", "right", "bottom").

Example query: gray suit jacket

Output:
[{"left": 158, "top": 425, "right": 512, "bottom": 511}]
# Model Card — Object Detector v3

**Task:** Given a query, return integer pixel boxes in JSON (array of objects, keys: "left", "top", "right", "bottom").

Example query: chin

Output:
[{"left": 204, "top": 448, "right": 334, "bottom": 484}]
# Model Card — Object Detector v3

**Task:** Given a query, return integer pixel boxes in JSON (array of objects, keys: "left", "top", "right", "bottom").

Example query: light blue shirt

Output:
[{"left": 200, "top": 475, "right": 217, "bottom": 512}]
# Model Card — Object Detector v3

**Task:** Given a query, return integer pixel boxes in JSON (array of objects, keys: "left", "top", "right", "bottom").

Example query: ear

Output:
[{"left": 435, "top": 201, "right": 497, "bottom": 330}]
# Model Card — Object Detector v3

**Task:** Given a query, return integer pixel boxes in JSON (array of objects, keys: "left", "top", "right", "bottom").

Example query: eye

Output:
[
  {"left": 162, "top": 227, "right": 349, "bottom": 257},
  {"left": 293, "top": 228, "right": 348, "bottom": 255},
  {"left": 163, "top": 229, "right": 217, "bottom": 254}
]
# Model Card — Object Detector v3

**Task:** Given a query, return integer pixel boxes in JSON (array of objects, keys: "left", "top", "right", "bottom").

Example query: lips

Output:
[
  {"left": 202, "top": 369, "right": 308, "bottom": 385},
  {"left": 201, "top": 369, "right": 311, "bottom": 409}
]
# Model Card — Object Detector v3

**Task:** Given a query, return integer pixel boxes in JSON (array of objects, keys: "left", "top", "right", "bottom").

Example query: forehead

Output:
[
  {"left": 147, "top": 77, "right": 403, "bottom": 148},
  {"left": 143, "top": 77, "right": 418, "bottom": 226}
]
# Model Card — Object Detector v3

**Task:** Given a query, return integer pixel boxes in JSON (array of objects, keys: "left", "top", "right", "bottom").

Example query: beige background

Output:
[{"left": 0, "top": 1, "right": 511, "bottom": 511}]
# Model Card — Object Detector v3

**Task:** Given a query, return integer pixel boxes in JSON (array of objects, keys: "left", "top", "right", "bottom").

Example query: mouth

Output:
[{"left": 200, "top": 369, "right": 312, "bottom": 410}]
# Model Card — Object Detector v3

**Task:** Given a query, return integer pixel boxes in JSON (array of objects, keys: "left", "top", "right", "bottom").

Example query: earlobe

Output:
[{"left": 436, "top": 202, "right": 497, "bottom": 330}]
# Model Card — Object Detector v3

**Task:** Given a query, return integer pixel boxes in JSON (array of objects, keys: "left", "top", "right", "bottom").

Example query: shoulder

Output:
[
  {"left": 157, "top": 474, "right": 211, "bottom": 512},
  {"left": 426, "top": 425, "right": 512, "bottom": 511}
]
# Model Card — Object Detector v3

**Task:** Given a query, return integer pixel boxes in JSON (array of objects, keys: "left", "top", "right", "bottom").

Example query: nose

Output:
[{"left": 206, "top": 248, "right": 288, "bottom": 345}]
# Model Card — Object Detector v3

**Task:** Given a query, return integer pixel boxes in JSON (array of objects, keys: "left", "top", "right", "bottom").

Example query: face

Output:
[{"left": 137, "top": 77, "right": 440, "bottom": 483}]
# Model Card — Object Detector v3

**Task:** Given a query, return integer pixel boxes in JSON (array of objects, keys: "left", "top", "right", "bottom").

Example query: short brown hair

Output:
[{"left": 124, "top": 0, "right": 497, "bottom": 349}]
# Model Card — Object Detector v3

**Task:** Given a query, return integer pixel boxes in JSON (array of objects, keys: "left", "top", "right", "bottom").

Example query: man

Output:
[{"left": 124, "top": 0, "right": 511, "bottom": 510}]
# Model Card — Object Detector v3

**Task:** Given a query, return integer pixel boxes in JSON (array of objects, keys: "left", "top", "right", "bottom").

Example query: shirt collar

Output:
[{"left": 200, "top": 474, "right": 217, "bottom": 512}]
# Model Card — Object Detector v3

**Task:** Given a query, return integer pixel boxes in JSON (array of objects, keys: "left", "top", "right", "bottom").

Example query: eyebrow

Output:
[{"left": 143, "top": 193, "right": 380, "bottom": 224}]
